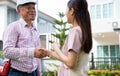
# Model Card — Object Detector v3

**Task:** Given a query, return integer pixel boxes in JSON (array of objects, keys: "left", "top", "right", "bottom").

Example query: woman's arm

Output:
[{"left": 51, "top": 43, "right": 78, "bottom": 69}]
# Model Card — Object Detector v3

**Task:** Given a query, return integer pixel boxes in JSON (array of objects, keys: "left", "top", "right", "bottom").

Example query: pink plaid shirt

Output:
[{"left": 3, "top": 18, "right": 41, "bottom": 75}]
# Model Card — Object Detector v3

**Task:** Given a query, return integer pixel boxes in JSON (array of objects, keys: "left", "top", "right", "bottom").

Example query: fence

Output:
[{"left": 89, "top": 57, "right": 120, "bottom": 70}]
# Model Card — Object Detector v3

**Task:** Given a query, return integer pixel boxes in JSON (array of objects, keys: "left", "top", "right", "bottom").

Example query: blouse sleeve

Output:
[{"left": 67, "top": 28, "right": 82, "bottom": 54}]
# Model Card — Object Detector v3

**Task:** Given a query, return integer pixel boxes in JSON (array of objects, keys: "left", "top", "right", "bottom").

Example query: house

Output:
[
  {"left": 0, "top": 0, "right": 19, "bottom": 51},
  {"left": 0, "top": 0, "right": 56, "bottom": 50},
  {"left": 37, "top": 10, "right": 57, "bottom": 50},
  {"left": 0, "top": 0, "right": 56, "bottom": 71},
  {"left": 1, "top": 0, "right": 119, "bottom": 70},
  {"left": 88, "top": 0, "right": 120, "bottom": 69}
]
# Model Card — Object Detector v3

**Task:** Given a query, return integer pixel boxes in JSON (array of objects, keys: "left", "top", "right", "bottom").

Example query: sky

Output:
[{"left": 38, "top": 0, "right": 69, "bottom": 19}]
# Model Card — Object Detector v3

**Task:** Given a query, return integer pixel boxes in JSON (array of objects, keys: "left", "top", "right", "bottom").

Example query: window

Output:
[
  {"left": 97, "top": 46, "right": 103, "bottom": 57},
  {"left": 96, "top": 5, "right": 101, "bottom": 19},
  {"left": 90, "top": 5, "right": 96, "bottom": 19},
  {"left": 103, "top": 46, "right": 109, "bottom": 63},
  {"left": 7, "top": 8, "right": 19, "bottom": 25},
  {"left": 103, "top": 2, "right": 114, "bottom": 18},
  {"left": 103, "top": 4, "right": 108, "bottom": 18},
  {"left": 38, "top": 18, "right": 47, "bottom": 25},
  {"left": 40, "top": 35, "right": 46, "bottom": 49},
  {"left": 109, "top": 3, "right": 114, "bottom": 18},
  {"left": 90, "top": 2, "right": 114, "bottom": 19},
  {"left": 97, "top": 45, "right": 119, "bottom": 64},
  {"left": 110, "top": 45, "right": 116, "bottom": 57},
  {"left": 97, "top": 45, "right": 119, "bottom": 57},
  {"left": 103, "top": 46, "right": 108, "bottom": 57},
  {"left": 116, "top": 45, "right": 120, "bottom": 57},
  {"left": 0, "top": 41, "right": 3, "bottom": 51}
]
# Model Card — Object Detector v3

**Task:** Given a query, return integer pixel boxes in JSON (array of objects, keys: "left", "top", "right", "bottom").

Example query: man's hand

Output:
[{"left": 34, "top": 47, "right": 48, "bottom": 58}]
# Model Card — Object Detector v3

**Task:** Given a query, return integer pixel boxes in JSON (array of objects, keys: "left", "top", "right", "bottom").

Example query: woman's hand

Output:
[{"left": 52, "top": 42, "right": 60, "bottom": 51}]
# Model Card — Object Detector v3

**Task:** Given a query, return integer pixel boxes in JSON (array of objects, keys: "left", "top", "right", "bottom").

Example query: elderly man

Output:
[{"left": 3, "top": 0, "right": 48, "bottom": 76}]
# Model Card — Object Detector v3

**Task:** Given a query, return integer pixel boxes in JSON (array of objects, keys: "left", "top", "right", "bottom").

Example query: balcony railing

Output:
[{"left": 89, "top": 57, "right": 120, "bottom": 70}]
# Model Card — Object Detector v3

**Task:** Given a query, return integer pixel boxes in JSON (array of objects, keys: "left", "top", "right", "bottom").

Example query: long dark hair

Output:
[{"left": 68, "top": 0, "right": 92, "bottom": 54}]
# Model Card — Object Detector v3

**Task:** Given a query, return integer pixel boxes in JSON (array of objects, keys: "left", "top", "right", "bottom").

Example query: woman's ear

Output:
[{"left": 70, "top": 8, "right": 74, "bottom": 15}]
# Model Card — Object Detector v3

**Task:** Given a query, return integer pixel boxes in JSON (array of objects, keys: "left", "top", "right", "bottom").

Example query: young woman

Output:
[{"left": 49, "top": 0, "right": 92, "bottom": 76}]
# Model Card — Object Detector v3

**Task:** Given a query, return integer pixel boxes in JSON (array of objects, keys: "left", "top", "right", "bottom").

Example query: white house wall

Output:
[
  {"left": 91, "top": 19, "right": 120, "bottom": 33},
  {"left": 0, "top": 5, "right": 7, "bottom": 40},
  {"left": 114, "top": 0, "right": 120, "bottom": 19},
  {"left": 88, "top": 0, "right": 114, "bottom": 5},
  {"left": 0, "top": 0, "right": 16, "bottom": 40},
  {"left": 88, "top": 0, "right": 120, "bottom": 58},
  {"left": 89, "top": 0, "right": 120, "bottom": 33}
]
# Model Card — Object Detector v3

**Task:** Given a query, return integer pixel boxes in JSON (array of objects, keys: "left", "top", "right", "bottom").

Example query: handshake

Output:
[
  {"left": 34, "top": 42, "right": 60, "bottom": 59},
  {"left": 34, "top": 46, "right": 50, "bottom": 58}
]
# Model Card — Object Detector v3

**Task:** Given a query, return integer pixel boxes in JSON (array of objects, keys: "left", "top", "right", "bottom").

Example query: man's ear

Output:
[{"left": 16, "top": 8, "right": 20, "bottom": 14}]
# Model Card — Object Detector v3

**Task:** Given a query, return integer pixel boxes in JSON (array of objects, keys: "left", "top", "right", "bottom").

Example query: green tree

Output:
[
  {"left": 42, "top": 12, "right": 70, "bottom": 76},
  {"left": 49, "top": 12, "right": 70, "bottom": 49}
]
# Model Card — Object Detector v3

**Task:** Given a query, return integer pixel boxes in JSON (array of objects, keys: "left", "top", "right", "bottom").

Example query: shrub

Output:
[
  {"left": 0, "top": 51, "right": 3, "bottom": 58},
  {"left": 87, "top": 70, "right": 120, "bottom": 76},
  {"left": 42, "top": 70, "right": 57, "bottom": 76}
]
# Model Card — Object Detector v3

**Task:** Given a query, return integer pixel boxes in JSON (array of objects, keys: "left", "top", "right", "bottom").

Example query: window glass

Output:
[
  {"left": 103, "top": 4, "right": 108, "bottom": 18},
  {"left": 116, "top": 45, "right": 120, "bottom": 57},
  {"left": 96, "top": 5, "right": 101, "bottom": 19},
  {"left": 90, "top": 5, "right": 96, "bottom": 19},
  {"left": 109, "top": 3, "right": 114, "bottom": 18},
  {"left": 103, "top": 46, "right": 108, "bottom": 57},
  {"left": 97, "top": 46, "right": 103, "bottom": 57},
  {"left": 110, "top": 45, "right": 116, "bottom": 57}
]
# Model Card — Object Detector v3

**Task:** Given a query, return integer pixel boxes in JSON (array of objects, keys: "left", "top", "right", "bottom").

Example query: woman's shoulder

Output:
[
  {"left": 69, "top": 26, "right": 81, "bottom": 35},
  {"left": 70, "top": 26, "right": 81, "bottom": 31}
]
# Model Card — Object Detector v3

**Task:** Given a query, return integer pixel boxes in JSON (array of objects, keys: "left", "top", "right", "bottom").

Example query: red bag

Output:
[{"left": 0, "top": 61, "right": 11, "bottom": 76}]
